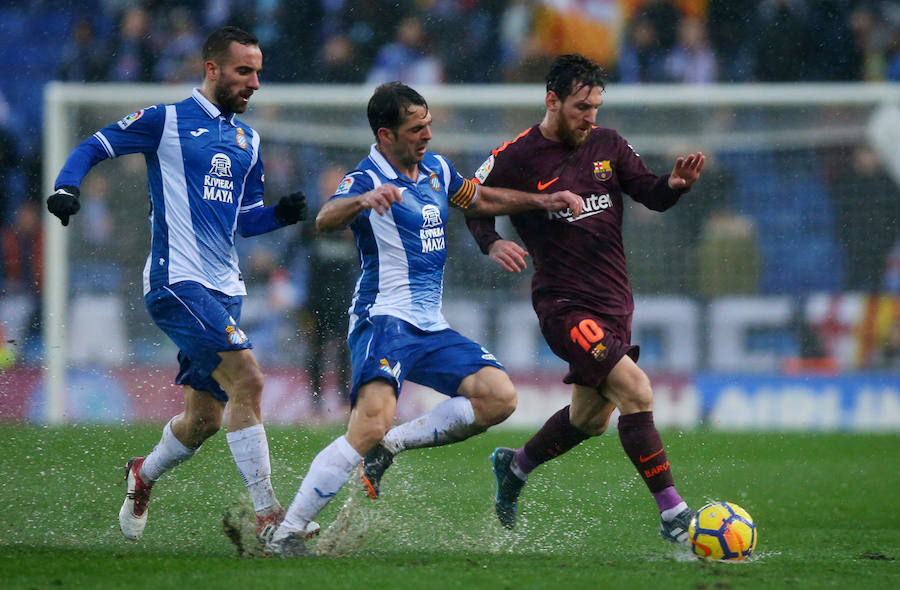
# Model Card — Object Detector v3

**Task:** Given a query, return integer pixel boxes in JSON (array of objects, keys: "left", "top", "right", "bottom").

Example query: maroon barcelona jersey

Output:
[{"left": 467, "top": 125, "right": 688, "bottom": 318}]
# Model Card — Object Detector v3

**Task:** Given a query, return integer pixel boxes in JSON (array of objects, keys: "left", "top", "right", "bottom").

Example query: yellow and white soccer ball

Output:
[{"left": 688, "top": 501, "right": 757, "bottom": 561}]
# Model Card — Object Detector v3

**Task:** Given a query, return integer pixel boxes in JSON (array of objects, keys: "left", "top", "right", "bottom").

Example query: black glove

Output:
[
  {"left": 273, "top": 191, "right": 307, "bottom": 225},
  {"left": 47, "top": 185, "right": 81, "bottom": 226}
]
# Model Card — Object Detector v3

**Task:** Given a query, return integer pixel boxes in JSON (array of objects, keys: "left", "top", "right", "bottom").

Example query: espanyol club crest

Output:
[
  {"left": 225, "top": 324, "right": 248, "bottom": 345},
  {"left": 379, "top": 358, "right": 402, "bottom": 379},
  {"left": 593, "top": 160, "right": 612, "bottom": 182},
  {"left": 235, "top": 127, "right": 247, "bottom": 149},
  {"left": 428, "top": 171, "right": 441, "bottom": 191}
]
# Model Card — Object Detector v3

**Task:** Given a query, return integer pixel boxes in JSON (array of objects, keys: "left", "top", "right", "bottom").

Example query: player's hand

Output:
[
  {"left": 360, "top": 184, "right": 403, "bottom": 216},
  {"left": 544, "top": 190, "right": 583, "bottom": 218},
  {"left": 668, "top": 152, "right": 705, "bottom": 189},
  {"left": 488, "top": 239, "right": 529, "bottom": 273},
  {"left": 47, "top": 185, "right": 81, "bottom": 226},
  {"left": 274, "top": 191, "right": 307, "bottom": 224}
]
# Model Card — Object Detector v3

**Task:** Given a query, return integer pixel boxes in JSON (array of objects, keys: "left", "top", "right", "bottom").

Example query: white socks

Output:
[
  {"left": 139, "top": 420, "right": 277, "bottom": 514},
  {"left": 277, "top": 435, "right": 361, "bottom": 538},
  {"left": 141, "top": 418, "right": 196, "bottom": 482},
  {"left": 275, "top": 398, "right": 485, "bottom": 539},
  {"left": 382, "top": 396, "right": 484, "bottom": 454},
  {"left": 226, "top": 423, "right": 279, "bottom": 512},
  {"left": 661, "top": 501, "right": 689, "bottom": 522}
]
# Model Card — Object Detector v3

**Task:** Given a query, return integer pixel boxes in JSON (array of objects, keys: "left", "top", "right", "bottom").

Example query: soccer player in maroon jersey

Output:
[{"left": 465, "top": 53, "right": 705, "bottom": 544}]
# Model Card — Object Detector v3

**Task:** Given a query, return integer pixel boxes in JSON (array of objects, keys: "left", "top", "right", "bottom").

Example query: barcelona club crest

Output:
[{"left": 593, "top": 160, "right": 612, "bottom": 182}]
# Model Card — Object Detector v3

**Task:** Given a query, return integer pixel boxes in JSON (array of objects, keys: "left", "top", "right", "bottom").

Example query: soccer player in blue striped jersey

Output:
[
  {"left": 46, "top": 27, "right": 308, "bottom": 551},
  {"left": 267, "top": 82, "right": 583, "bottom": 556}
]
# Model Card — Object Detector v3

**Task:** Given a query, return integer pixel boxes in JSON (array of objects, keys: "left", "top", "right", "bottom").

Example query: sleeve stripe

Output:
[
  {"left": 450, "top": 178, "right": 478, "bottom": 209},
  {"left": 490, "top": 127, "right": 532, "bottom": 157},
  {"left": 365, "top": 169, "right": 382, "bottom": 188},
  {"left": 239, "top": 201, "right": 263, "bottom": 212},
  {"left": 93, "top": 131, "right": 116, "bottom": 158},
  {"left": 434, "top": 155, "right": 451, "bottom": 189}
]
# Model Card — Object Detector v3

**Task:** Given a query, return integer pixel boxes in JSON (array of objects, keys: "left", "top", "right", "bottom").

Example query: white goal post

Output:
[{"left": 41, "top": 82, "right": 900, "bottom": 423}]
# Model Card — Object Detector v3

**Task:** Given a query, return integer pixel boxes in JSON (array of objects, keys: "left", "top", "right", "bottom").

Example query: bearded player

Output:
[
  {"left": 465, "top": 53, "right": 705, "bottom": 544},
  {"left": 47, "top": 27, "right": 308, "bottom": 551}
]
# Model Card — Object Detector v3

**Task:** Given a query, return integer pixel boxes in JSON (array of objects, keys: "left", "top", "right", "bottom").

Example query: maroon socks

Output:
[{"left": 516, "top": 405, "right": 590, "bottom": 475}]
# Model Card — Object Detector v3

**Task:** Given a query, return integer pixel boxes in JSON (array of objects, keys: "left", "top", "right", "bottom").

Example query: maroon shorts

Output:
[{"left": 539, "top": 308, "right": 640, "bottom": 388}]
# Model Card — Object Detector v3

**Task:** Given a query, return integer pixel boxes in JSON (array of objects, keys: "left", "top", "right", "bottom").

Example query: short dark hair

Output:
[
  {"left": 546, "top": 54, "right": 606, "bottom": 102},
  {"left": 202, "top": 26, "right": 259, "bottom": 64},
  {"left": 367, "top": 82, "right": 429, "bottom": 138}
]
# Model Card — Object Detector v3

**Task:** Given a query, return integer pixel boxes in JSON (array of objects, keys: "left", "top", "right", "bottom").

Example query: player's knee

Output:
[
  {"left": 571, "top": 409, "right": 610, "bottom": 436},
  {"left": 476, "top": 381, "right": 517, "bottom": 426},
  {"left": 229, "top": 368, "right": 265, "bottom": 401},
  {"left": 621, "top": 372, "right": 653, "bottom": 410},
  {"left": 496, "top": 382, "right": 517, "bottom": 421}
]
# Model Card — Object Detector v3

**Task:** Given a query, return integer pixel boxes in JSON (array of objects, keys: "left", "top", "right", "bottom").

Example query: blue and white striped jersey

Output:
[
  {"left": 333, "top": 144, "right": 479, "bottom": 333},
  {"left": 55, "top": 89, "right": 269, "bottom": 296}
]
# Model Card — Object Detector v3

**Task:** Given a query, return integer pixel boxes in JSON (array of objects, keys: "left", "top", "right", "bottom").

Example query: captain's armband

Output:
[{"left": 449, "top": 178, "right": 478, "bottom": 209}]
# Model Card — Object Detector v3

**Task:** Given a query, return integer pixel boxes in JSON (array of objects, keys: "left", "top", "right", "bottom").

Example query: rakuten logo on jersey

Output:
[{"left": 548, "top": 193, "right": 612, "bottom": 222}]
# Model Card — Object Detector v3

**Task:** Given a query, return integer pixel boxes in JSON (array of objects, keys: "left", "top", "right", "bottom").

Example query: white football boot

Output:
[{"left": 119, "top": 457, "right": 153, "bottom": 541}]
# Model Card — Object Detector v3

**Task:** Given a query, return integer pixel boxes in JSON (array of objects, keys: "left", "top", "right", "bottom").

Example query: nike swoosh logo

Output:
[
  {"left": 314, "top": 487, "right": 336, "bottom": 498},
  {"left": 190, "top": 128, "right": 209, "bottom": 137},
  {"left": 537, "top": 177, "right": 559, "bottom": 191},
  {"left": 639, "top": 448, "right": 664, "bottom": 463}
]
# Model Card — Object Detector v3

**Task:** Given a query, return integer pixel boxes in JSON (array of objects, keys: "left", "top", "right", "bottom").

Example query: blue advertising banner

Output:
[{"left": 694, "top": 374, "right": 900, "bottom": 430}]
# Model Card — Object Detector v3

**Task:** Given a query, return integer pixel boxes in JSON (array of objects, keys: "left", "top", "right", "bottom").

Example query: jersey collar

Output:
[
  {"left": 191, "top": 88, "right": 237, "bottom": 126},
  {"left": 368, "top": 143, "right": 430, "bottom": 182}
]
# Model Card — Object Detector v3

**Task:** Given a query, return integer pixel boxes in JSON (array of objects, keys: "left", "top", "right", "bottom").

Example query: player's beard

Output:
[
  {"left": 214, "top": 83, "right": 250, "bottom": 114},
  {"left": 559, "top": 116, "right": 590, "bottom": 150}
]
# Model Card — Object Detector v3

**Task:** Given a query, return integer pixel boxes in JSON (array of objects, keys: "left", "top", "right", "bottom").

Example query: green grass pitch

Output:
[{"left": 1, "top": 424, "right": 898, "bottom": 589}]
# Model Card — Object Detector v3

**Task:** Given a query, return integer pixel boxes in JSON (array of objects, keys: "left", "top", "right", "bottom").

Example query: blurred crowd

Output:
[
  {"left": 36, "top": 0, "right": 900, "bottom": 86},
  {"left": 1, "top": 0, "right": 900, "bottom": 373}
]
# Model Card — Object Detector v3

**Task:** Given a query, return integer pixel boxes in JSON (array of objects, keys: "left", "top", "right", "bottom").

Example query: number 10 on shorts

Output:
[{"left": 570, "top": 318, "right": 608, "bottom": 360}]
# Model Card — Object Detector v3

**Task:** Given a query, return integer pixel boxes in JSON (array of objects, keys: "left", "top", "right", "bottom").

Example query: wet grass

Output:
[{"left": 1, "top": 424, "right": 898, "bottom": 589}]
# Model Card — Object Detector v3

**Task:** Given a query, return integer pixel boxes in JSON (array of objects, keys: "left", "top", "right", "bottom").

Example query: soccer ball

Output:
[{"left": 688, "top": 501, "right": 757, "bottom": 561}]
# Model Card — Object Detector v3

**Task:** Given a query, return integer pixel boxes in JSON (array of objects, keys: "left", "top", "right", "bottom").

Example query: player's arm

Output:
[
  {"left": 46, "top": 137, "right": 116, "bottom": 226},
  {"left": 461, "top": 154, "right": 535, "bottom": 272},
  {"left": 464, "top": 184, "right": 583, "bottom": 218},
  {"left": 236, "top": 193, "right": 307, "bottom": 237},
  {"left": 464, "top": 212, "right": 529, "bottom": 273},
  {"left": 453, "top": 152, "right": 581, "bottom": 217},
  {"left": 48, "top": 106, "right": 164, "bottom": 226},
  {"left": 618, "top": 134, "right": 704, "bottom": 211},
  {"left": 236, "top": 153, "right": 307, "bottom": 237},
  {"left": 458, "top": 179, "right": 576, "bottom": 273},
  {"left": 316, "top": 184, "right": 403, "bottom": 233}
]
